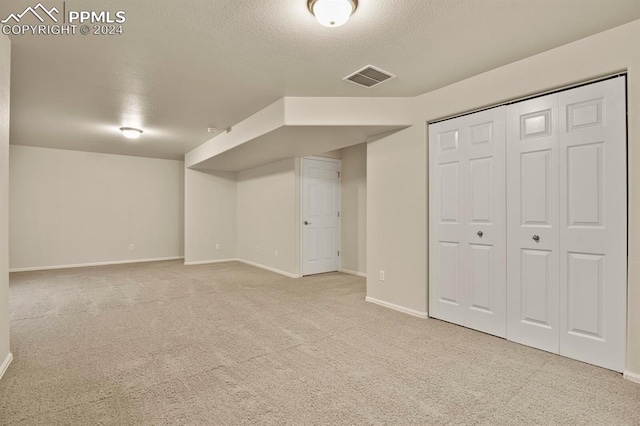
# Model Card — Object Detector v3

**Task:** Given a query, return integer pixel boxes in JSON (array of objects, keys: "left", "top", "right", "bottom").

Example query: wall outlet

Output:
[
  {"left": 129, "top": 244, "right": 134, "bottom": 250},
  {"left": 275, "top": 250, "right": 279, "bottom": 257},
  {"left": 256, "top": 246, "right": 260, "bottom": 252},
  {"left": 216, "top": 243, "right": 220, "bottom": 250},
  {"left": 379, "top": 270, "right": 385, "bottom": 282}
]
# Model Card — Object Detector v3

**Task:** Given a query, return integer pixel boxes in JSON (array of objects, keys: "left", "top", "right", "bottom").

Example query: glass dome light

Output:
[
  {"left": 308, "top": 0, "right": 358, "bottom": 27},
  {"left": 119, "top": 127, "right": 143, "bottom": 139}
]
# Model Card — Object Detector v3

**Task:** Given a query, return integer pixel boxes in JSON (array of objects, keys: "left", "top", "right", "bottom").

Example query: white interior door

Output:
[
  {"left": 506, "top": 93, "right": 560, "bottom": 353},
  {"left": 558, "top": 77, "right": 627, "bottom": 372},
  {"left": 429, "top": 106, "right": 506, "bottom": 337},
  {"left": 301, "top": 157, "right": 340, "bottom": 276}
]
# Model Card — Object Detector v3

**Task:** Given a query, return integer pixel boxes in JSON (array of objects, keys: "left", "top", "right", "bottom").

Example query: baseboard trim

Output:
[
  {"left": 624, "top": 370, "right": 640, "bottom": 384},
  {"left": 365, "top": 297, "right": 428, "bottom": 319},
  {"left": 0, "top": 352, "right": 13, "bottom": 381},
  {"left": 236, "top": 259, "right": 300, "bottom": 279},
  {"left": 339, "top": 268, "right": 367, "bottom": 278},
  {"left": 9, "top": 257, "right": 185, "bottom": 273},
  {"left": 184, "top": 259, "right": 238, "bottom": 266}
]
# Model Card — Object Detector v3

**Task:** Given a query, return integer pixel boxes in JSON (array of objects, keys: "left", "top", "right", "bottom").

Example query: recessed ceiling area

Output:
[{"left": 2, "top": 0, "right": 639, "bottom": 160}]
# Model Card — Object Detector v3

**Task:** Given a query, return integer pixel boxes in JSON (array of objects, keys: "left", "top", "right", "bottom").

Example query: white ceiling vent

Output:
[{"left": 344, "top": 65, "right": 395, "bottom": 88}]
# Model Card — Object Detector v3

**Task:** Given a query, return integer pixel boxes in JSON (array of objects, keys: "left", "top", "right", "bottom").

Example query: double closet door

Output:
[{"left": 429, "top": 77, "right": 627, "bottom": 372}]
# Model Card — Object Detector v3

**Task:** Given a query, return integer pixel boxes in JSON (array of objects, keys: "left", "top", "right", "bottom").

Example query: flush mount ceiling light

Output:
[
  {"left": 119, "top": 127, "right": 143, "bottom": 139},
  {"left": 308, "top": 0, "right": 358, "bottom": 27}
]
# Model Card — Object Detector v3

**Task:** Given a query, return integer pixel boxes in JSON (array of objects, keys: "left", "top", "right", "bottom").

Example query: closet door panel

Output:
[
  {"left": 463, "top": 107, "right": 506, "bottom": 337},
  {"left": 506, "top": 94, "right": 560, "bottom": 353},
  {"left": 429, "top": 107, "right": 506, "bottom": 337},
  {"left": 429, "top": 120, "right": 468, "bottom": 325},
  {"left": 559, "top": 77, "right": 627, "bottom": 372}
]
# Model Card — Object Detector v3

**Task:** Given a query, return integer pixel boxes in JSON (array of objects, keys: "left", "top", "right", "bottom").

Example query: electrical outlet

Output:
[
  {"left": 129, "top": 244, "right": 134, "bottom": 250},
  {"left": 379, "top": 270, "right": 385, "bottom": 282},
  {"left": 256, "top": 246, "right": 260, "bottom": 252},
  {"left": 275, "top": 250, "right": 279, "bottom": 257},
  {"left": 216, "top": 243, "right": 220, "bottom": 250}
]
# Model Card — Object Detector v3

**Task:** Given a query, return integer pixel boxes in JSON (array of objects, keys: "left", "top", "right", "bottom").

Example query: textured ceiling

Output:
[{"left": 2, "top": 0, "right": 639, "bottom": 160}]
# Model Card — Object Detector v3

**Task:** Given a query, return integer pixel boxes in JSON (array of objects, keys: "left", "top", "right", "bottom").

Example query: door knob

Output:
[
  {"left": 533, "top": 235, "right": 540, "bottom": 242},
  {"left": 477, "top": 231, "right": 483, "bottom": 238},
  {"left": 304, "top": 221, "right": 311, "bottom": 225}
]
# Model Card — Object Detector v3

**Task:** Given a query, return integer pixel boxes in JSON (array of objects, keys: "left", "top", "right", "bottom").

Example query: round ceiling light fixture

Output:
[
  {"left": 308, "top": 0, "right": 358, "bottom": 27},
  {"left": 119, "top": 127, "right": 143, "bottom": 139}
]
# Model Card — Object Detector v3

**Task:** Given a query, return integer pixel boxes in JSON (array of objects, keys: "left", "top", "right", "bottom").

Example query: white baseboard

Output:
[
  {"left": 365, "top": 296, "right": 429, "bottom": 319},
  {"left": 339, "top": 268, "right": 367, "bottom": 278},
  {"left": 184, "top": 258, "right": 238, "bottom": 266},
  {"left": 9, "top": 257, "right": 184, "bottom": 273},
  {"left": 624, "top": 370, "right": 640, "bottom": 384},
  {"left": 0, "top": 352, "right": 13, "bottom": 381},
  {"left": 236, "top": 259, "right": 301, "bottom": 279}
]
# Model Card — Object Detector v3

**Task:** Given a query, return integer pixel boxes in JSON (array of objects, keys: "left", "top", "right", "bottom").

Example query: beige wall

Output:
[
  {"left": 236, "top": 159, "right": 299, "bottom": 276},
  {"left": 184, "top": 168, "right": 237, "bottom": 264},
  {"left": 367, "top": 125, "right": 427, "bottom": 312},
  {"left": 316, "top": 149, "right": 343, "bottom": 160},
  {"left": 366, "top": 20, "right": 640, "bottom": 374},
  {"left": 340, "top": 144, "right": 367, "bottom": 276},
  {"left": 0, "top": 34, "right": 10, "bottom": 373},
  {"left": 9, "top": 146, "right": 184, "bottom": 270}
]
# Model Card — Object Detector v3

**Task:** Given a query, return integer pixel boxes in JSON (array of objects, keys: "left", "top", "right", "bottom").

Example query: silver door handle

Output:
[
  {"left": 304, "top": 221, "right": 311, "bottom": 225},
  {"left": 477, "top": 231, "right": 483, "bottom": 238},
  {"left": 533, "top": 235, "right": 540, "bottom": 242}
]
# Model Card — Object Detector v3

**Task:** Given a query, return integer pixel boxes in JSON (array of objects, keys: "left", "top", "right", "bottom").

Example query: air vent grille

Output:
[{"left": 344, "top": 65, "right": 395, "bottom": 88}]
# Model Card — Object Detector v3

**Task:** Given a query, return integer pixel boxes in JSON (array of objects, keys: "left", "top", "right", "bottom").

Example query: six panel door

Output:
[
  {"left": 558, "top": 78, "right": 627, "bottom": 372},
  {"left": 302, "top": 158, "right": 340, "bottom": 276},
  {"left": 506, "top": 93, "right": 561, "bottom": 353},
  {"left": 429, "top": 106, "right": 507, "bottom": 337}
]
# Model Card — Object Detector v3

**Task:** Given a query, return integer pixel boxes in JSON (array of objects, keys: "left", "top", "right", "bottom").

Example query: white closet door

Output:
[
  {"left": 429, "top": 118, "right": 467, "bottom": 325},
  {"left": 506, "top": 94, "right": 560, "bottom": 353},
  {"left": 558, "top": 77, "right": 627, "bottom": 372},
  {"left": 429, "top": 107, "right": 506, "bottom": 337},
  {"left": 463, "top": 108, "right": 506, "bottom": 337}
]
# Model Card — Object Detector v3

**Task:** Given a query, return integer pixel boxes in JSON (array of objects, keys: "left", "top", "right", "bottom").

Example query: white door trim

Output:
[
  {"left": 428, "top": 72, "right": 626, "bottom": 125},
  {"left": 299, "top": 156, "right": 342, "bottom": 276}
]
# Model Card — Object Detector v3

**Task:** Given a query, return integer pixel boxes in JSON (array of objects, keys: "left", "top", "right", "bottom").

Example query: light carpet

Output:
[{"left": 1, "top": 260, "right": 638, "bottom": 425}]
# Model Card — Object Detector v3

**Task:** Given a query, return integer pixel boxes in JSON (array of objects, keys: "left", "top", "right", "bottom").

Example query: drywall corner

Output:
[
  {"left": 366, "top": 125, "right": 428, "bottom": 314},
  {"left": 340, "top": 143, "right": 367, "bottom": 275},
  {"left": 0, "top": 33, "right": 11, "bottom": 374},
  {"left": 236, "top": 159, "right": 299, "bottom": 276},
  {"left": 185, "top": 99, "right": 286, "bottom": 169},
  {"left": 184, "top": 167, "right": 237, "bottom": 264}
]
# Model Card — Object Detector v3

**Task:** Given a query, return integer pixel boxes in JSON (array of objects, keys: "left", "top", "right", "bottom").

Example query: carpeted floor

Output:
[{"left": 0, "top": 260, "right": 638, "bottom": 425}]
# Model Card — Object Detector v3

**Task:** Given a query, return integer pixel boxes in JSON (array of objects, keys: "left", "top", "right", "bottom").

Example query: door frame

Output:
[{"left": 299, "top": 156, "right": 342, "bottom": 277}]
